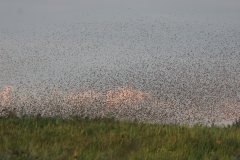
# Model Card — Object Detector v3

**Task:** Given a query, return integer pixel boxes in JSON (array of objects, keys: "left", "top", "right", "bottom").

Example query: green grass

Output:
[{"left": 0, "top": 110, "right": 240, "bottom": 160}]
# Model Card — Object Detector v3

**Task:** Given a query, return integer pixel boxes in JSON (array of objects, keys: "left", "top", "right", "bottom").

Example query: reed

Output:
[{"left": 0, "top": 109, "right": 240, "bottom": 160}]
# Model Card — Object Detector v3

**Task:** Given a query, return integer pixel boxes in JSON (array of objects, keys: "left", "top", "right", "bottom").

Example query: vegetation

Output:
[{"left": 0, "top": 110, "right": 240, "bottom": 160}]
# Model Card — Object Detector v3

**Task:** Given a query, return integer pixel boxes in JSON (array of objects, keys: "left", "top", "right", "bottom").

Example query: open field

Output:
[
  {"left": 1, "top": 85, "right": 240, "bottom": 159},
  {"left": 1, "top": 110, "right": 240, "bottom": 160}
]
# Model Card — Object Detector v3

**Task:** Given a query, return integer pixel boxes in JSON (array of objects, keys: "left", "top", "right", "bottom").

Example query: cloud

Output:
[
  {"left": 106, "top": 87, "right": 152, "bottom": 105},
  {"left": 64, "top": 87, "right": 154, "bottom": 106},
  {"left": 64, "top": 90, "right": 103, "bottom": 106},
  {"left": 0, "top": 86, "right": 14, "bottom": 106},
  {"left": 218, "top": 99, "right": 240, "bottom": 120}
]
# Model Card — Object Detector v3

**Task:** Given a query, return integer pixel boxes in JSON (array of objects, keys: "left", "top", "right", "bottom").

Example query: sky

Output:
[
  {"left": 1, "top": 0, "right": 240, "bottom": 93},
  {"left": 1, "top": 0, "right": 240, "bottom": 126},
  {"left": 1, "top": 0, "right": 240, "bottom": 32}
]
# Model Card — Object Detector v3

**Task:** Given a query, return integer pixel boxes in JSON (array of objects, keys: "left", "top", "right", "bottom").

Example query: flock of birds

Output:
[{"left": 0, "top": 16, "right": 240, "bottom": 127}]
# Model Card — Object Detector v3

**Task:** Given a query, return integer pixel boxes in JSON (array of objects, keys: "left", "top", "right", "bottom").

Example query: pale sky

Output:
[
  {"left": 1, "top": 0, "right": 240, "bottom": 126},
  {"left": 1, "top": 0, "right": 240, "bottom": 97},
  {"left": 1, "top": 0, "right": 240, "bottom": 32}
]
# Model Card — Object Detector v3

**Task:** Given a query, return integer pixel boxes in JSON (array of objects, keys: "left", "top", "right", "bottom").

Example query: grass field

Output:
[{"left": 0, "top": 110, "right": 240, "bottom": 160}]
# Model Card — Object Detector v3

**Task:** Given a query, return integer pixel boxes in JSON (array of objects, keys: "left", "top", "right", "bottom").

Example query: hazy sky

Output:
[
  {"left": 1, "top": 0, "right": 240, "bottom": 127},
  {"left": 1, "top": 0, "right": 240, "bottom": 32},
  {"left": 1, "top": 0, "right": 240, "bottom": 95}
]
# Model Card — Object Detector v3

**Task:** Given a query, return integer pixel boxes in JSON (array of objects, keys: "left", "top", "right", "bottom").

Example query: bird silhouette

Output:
[{"left": 1, "top": 14, "right": 240, "bottom": 127}]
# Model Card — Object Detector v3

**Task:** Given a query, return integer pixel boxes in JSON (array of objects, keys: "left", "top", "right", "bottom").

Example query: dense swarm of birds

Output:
[{"left": 0, "top": 16, "right": 240, "bottom": 127}]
